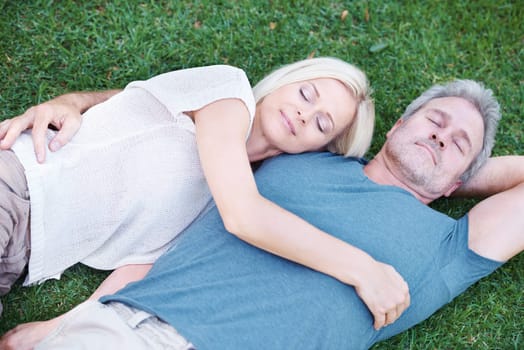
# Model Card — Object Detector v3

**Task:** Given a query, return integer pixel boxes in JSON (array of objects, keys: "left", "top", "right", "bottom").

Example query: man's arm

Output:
[
  {"left": 467, "top": 156, "right": 524, "bottom": 261},
  {"left": 88, "top": 263, "right": 152, "bottom": 301},
  {"left": 0, "top": 90, "right": 121, "bottom": 162},
  {"left": 453, "top": 156, "right": 524, "bottom": 198}
]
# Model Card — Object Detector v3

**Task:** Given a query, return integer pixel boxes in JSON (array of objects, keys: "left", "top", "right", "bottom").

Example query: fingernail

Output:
[
  {"left": 50, "top": 140, "right": 61, "bottom": 151},
  {"left": 36, "top": 152, "right": 45, "bottom": 163}
]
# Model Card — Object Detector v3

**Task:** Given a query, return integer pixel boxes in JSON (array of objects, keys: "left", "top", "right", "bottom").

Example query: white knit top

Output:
[{"left": 12, "top": 65, "right": 256, "bottom": 285}]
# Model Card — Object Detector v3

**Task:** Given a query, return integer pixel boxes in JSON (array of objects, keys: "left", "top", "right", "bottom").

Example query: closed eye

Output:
[
  {"left": 454, "top": 139, "right": 465, "bottom": 154},
  {"left": 300, "top": 82, "right": 319, "bottom": 103},
  {"left": 427, "top": 117, "right": 441, "bottom": 127},
  {"left": 316, "top": 117, "right": 325, "bottom": 132},
  {"left": 454, "top": 141, "right": 462, "bottom": 153},
  {"left": 300, "top": 87, "right": 312, "bottom": 102},
  {"left": 316, "top": 114, "right": 333, "bottom": 133}
]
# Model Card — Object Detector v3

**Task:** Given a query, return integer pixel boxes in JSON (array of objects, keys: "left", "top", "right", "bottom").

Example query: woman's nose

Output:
[{"left": 297, "top": 109, "right": 313, "bottom": 125}]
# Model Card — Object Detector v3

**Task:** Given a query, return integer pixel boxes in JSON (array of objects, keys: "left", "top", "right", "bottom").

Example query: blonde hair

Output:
[{"left": 252, "top": 57, "right": 375, "bottom": 157}]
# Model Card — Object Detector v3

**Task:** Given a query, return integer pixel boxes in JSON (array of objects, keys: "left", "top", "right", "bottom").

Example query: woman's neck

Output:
[
  {"left": 246, "top": 135, "right": 280, "bottom": 162},
  {"left": 246, "top": 118, "right": 281, "bottom": 162}
]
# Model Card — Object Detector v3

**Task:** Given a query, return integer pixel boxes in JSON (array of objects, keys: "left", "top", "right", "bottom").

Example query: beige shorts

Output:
[
  {"left": 35, "top": 301, "right": 196, "bottom": 350},
  {"left": 0, "top": 149, "right": 30, "bottom": 300}
]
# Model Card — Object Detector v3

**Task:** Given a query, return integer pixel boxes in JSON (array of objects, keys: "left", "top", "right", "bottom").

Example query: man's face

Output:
[{"left": 384, "top": 96, "right": 485, "bottom": 198}]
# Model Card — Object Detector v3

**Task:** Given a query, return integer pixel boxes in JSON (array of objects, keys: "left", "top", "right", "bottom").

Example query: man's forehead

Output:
[
  {"left": 422, "top": 97, "right": 482, "bottom": 127},
  {"left": 424, "top": 96, "right": 478, "bottom": 116}
]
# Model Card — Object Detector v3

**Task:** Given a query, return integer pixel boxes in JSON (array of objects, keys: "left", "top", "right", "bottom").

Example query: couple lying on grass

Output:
[{"left": 0, "top": 57, "right": 522, "bottom": 349}]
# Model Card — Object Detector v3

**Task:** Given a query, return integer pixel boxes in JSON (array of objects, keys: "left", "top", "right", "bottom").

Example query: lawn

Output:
[{"left": 0, "top": 1, "right": 522, "bottom": 348}]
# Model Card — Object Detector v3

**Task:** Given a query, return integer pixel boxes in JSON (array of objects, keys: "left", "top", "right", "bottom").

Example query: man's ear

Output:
[
  {"left": 444, "top": 180, "right": 463, "bottom": 197},
  {"left": 386, "top": 119, "right": 403, "bottom": 139}
]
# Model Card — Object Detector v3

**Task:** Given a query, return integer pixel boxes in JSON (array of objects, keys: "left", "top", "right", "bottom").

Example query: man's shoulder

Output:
[{"left": 262, "top": 152, "right": 366, "bottom": 169}]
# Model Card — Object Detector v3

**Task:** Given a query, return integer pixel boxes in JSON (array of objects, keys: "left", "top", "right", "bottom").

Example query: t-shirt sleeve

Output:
[
  {"left": 439, "top": 215, "right": 503, "bottom": 299},
  {"left": 126, "top": 65, "right": 256, "bottom": 137}
]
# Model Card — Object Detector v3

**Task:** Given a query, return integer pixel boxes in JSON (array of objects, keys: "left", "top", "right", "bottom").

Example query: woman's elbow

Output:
[
  {"left": 217, "top": 196, "right": 263, "bottom": 240},
  {"left": 221, "top": 213, "right": 255, "bottom": 241},
  {"left": 222, "top": 216, "right": 244, "bottom": 237}
]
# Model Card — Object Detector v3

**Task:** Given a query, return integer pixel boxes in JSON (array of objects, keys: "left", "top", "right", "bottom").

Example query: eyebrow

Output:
[
  {"left": 310, "top": 81, "right": 335, "bottom": 131},
  {"left": 430, "top": 108, "right": 473, "bottom": 150},
  {"left": 310, "top": 81, "right": 320, "bottom": 98}
]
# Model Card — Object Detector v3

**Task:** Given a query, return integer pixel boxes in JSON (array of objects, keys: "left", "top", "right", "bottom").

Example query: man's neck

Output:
[{"left": 363, "top": 152, "right": 434, "bottom": 205}]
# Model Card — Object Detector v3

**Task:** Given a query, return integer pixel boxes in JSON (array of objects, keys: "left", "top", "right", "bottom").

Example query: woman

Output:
[{"left": 0, "top": 58, "right": 408, "bottom": 337}]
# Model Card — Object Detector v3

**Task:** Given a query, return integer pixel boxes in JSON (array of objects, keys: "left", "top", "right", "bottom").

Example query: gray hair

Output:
[
  {"left": 252, "top": 57, "right": 375, "bottom": 157},
  {"left": 401, "top": 79, "right": 501, "bottom": 182}
]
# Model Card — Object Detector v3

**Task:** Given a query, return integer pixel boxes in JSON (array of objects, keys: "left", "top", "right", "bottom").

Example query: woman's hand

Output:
[{"left": 353, "top": 257, "right": 410, "bottom": 330}]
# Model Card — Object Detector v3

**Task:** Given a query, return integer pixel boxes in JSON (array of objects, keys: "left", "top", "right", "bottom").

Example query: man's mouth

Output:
[{"left": 415, "top": 141, "right": 437, "bottom": 165}]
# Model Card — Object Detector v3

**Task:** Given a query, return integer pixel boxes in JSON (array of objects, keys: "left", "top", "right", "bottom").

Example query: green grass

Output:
[{"left": 0, "top": 0, "right": 522, "bottom": 348}]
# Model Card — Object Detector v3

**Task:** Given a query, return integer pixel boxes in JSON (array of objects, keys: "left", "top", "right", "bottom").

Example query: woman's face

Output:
[{"left": 255, "top": 78, "right": 357, "bottom": 154}]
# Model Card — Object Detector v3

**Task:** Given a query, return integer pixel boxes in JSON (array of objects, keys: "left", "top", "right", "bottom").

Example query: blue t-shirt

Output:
[{"left": 102, "top": 152, "right": 501, "bottom": 349}]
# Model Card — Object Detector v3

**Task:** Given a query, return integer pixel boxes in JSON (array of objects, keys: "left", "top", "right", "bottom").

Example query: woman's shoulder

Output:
[{"left": 168, "top": 64, "right": 248, "bottom": 81}]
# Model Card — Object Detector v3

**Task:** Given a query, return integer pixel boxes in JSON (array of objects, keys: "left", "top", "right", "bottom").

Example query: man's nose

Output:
[{"left": 431, "top": 133, "right": 446, "bottom": 149}]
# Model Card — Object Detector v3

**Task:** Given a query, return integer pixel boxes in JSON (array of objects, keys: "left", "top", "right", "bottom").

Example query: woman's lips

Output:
[{"left": 281, "top": 111, "right": 296, "bottom": 135}]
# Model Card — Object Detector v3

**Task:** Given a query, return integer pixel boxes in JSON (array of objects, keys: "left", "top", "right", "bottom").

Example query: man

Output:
[{"left": 3, "top": 79, "right": 523, "bottom": 349}]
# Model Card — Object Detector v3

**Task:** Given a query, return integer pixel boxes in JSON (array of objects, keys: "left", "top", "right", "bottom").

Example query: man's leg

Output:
[
  {"left": 34, "top": 301, "right": 195, "bottom": 350},
  {"left": 0, "top": 150, "right": 30, "bottom": 315}
]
